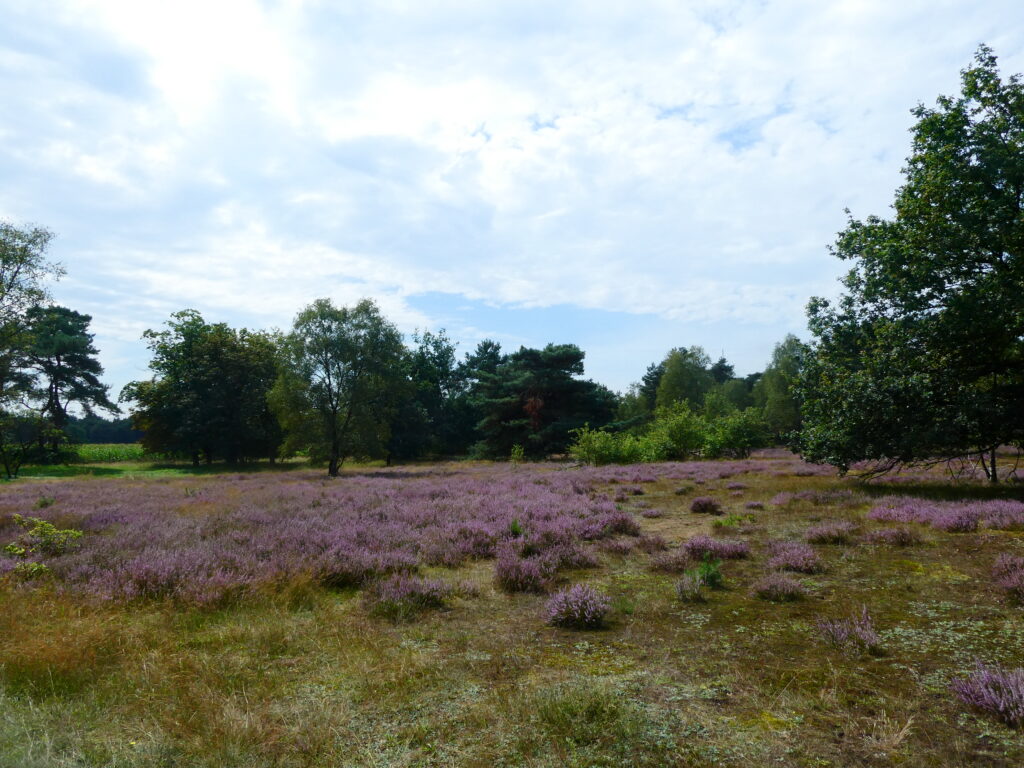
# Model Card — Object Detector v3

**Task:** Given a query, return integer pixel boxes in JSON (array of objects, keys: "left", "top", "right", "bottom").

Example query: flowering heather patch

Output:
[
  {"left": 689, "top": 497, "right": 723, "bottom": 515},
  {"left": 768, "top": 541, "right": 824, "bottom": 573},
  {"left": 804, "top": 521, "right": 858, "bottom": 545},
  {"left": 993, "top": 554, "right": 1024, "bottom": 604},
  {"left": 0, "top": 465, "right": 646, "bottom": 605},
  {"left": 649, "top": 548, "right": 692, "bottom": 573},
  {"left": 867, "top": 496, "right": 1024, "bottom": 532},
  {"left": 745, "top": 501, "right": 764, "bottom": 510},
  {"left": 636, "top": 534, "right": 669, "bottom": 553},
  {"left": 951, "top": 661, "right": 1024, "bottom": 728},
  {"left": 683, "top": 534, "right": 749, "bottom": 560},
  {"left": 494, "top": 549, "right": 557, "bottom": 593},
  {"left": 863, "top": 527, "right": 922, "bottom": 546},
  {"left": 545, "top": 584, "right": 611, "bottom": 629},
  {"left": 598, "top": 538, "right": 635, "bottom": 556},
  {"left": 751, "top": 573, "right": 807, "bottom": 602},
  {"left": 816, "top": 606, "right": 882, "bottom": 655},
  {"left": 363, "top": 574, "right": 451, "bottom": 621},
  {"left": 771, "top": 492, "right": 795, "bottom": 506},
  {"left": 725, "top": 482, "right": 747, "bottom": 491}
]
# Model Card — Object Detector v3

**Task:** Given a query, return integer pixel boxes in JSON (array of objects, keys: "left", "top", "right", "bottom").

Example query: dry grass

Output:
[{"left": 2, "top": 457, "right": 1024, "bottom": 766}]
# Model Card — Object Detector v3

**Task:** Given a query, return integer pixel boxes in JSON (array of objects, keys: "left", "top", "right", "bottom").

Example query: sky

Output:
[{"left": 1, "top": 0, "right": 1023, "bottom": 400}]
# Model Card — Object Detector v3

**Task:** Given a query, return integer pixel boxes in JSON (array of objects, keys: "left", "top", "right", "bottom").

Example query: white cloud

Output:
[{"left": 1, "top": 0, "right": 1022, "bottom": 391}]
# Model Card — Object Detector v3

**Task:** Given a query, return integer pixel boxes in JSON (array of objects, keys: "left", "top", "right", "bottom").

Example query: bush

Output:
[
  {"left": 683, "top": 534, "right": 749, "bottom": 560},
  {"left": 3, "top": 514, "right": 82, "bottom": 559},
  {"left": 675, "top": 572, "right": 707, "bottom": 603},
  {"left": 951, "top": 661, "right": 1024, "bottom": 728},
  {"left": 768, "top": 540, "right": 824, "bottom": 573},
  {"left": 649, "top": 548, "right": 691, "bottom": 573},
  {"left": 863, "top": 527, "right": 922, "bottom": 546},
  {"left": 689, "top": 496, "right": 723, "bottom": 515},
  {"left": 752, "top": 573, "right": 807, "bottom": 602},
  {"left": 363, "top": 575, "right": 451, "bottom": 621},
  {"left": 702, "top": 408, "right": 772, "bottom": 459},
  {"left": 993, "top": 554, "right": 1024, "bottom": 604},
  {"left": 495, "top": 548, "right": 556, "bottom": 593},
  {"left": 804, "top": 521, "right": 858, "bottom": 544},
  {"left": 816, "top": 606, "right": 882, "bottom": 655},
  {"left": 545, "top": 584, "right": 611, "bottom": 629}
]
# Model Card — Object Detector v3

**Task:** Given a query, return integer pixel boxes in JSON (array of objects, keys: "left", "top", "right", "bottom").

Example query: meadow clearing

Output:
[{"left": 2, "top": 452, "right": 1024, "bottom": 767}]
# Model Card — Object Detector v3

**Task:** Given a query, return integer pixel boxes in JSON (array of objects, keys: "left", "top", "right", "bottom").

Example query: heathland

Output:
[{"left": 3, "top": 450, "right": 1024, "bottom": 767}]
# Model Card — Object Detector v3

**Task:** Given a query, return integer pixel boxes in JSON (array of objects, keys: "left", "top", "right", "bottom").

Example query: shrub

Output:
[
  {"left": 804, "top": 521, "right": 858, "bottom": 544},
  {"left": 675, "top": 572, "right": 708, "bottom": 603},
  {"left": 3, "top": 514, "right": 82, "bottom": 559},
  {"left": 932, "top": 511, "right": 979, "bottom": 533},
  {"left": 674, "top": 484, "right": 695, "bottom": 496},
  {"left": 863, "top": 527, "right": 922, "bottom": 546},
  {"left": 599, "top": 538, "right": 635, "bottom": 556},
  {"left": 712, "top": 513, "right": 756, "bottom": 531},
  {"left": 364, "top": 575, "right": 451, "bottom": 621},
  {"left": 495, "top": 549, "right": 556, "bottom": 593},
  {"left": 744, "top": 501, "right": 765, "bottom": 510},
  {"left": 318, "top": 549, "right": 417, "bottom": 588},
  {"left": 725, "top": 482, "right": 747, "bottom": 491},
  {"left": 816, "top": 606, "right": 882, "bottom": 654},
  {"left": 768, "top": 540, "right": 824, "bottom": 573},
  {"left": 636, "top": 534, "right": 669, "bottom": 553},
  {"left": 649, "top": 548, "right": 691, "bottom": 573},
  {"left": 692, "top": 556, "right": 724, "bottom": 589},
  {"left": 951, "top": 661, "right": 1024, "bottom": 728},
  {"left": 993, "top": 554, "right": 1024, "bottom": 604},
  {"left": 702, "top": 408, "right": 772, "bottom": 459},
  {"left": 752, "top": 573, "right": 807, "bottom": 602},
  {"left": 683, "top": 534, "right": 749, "bottom": 560},
  {"left": 689, "top": 496, "right": 723, "bottom": 515},
  {"left": 545, "top": 584, "right": 611, "bottom": 629}
]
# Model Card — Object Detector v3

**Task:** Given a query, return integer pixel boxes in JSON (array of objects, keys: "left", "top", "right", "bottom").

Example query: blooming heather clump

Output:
[
  {"left": 993, "top": 554, "right": 1024, "bottom": 604},
  {"left": 494, "top": 549, "right": 556, "bottom": 593},
  {"left": 745, "top": 501, "right": 764, "bottom": 511},
  {"left": 683, "top": 534, "right": 749, "bottom": 560},
  {"left": 636, "top": 534, "right": 669, "bottom": 553},
  {"left": 675, "top": 572, "right": 707, "bottom": 603},
  {"left": 649, "top": 548, "right": 691, "bottom": 573},
  {"left": 951, "top": 661, "right": 1024, "bottom": 728},
  {"left": 751, "top": 573, "right": 807, "bottom": 602},
  {"left": 816, "top": 606, "right": 882, "bottom": 655},
  {"left": 599, "top": 538, "right": 635, "bottom": 556},
  {"left": 689, "top": 497, "right": 723, "bottom": 515},
  {"left": 931, "top": 511, "right": 979, "bottom": 533},
  {"left": 863, "top": 527, "right": 922, "bottom": 546},
  {"left": 770, "top": 492, "right": 795, "bottom": 506},
  {"left": 364, "top": 575, "right": 451, "bottom": 621},
  {"left": 318, "top": 550, "right": 418, "bottom": 589},
  {"left": 638, "top": 506, "right": 665, "bottom": 518},
  {"left": 768, "top": 541, "right": 824, "bottom": 573},
  {"left": 804, "top": 521, "right": 858, "bottom": 545},
  {"left": 725, "top": 482, "right": 747, "bottom": 491},
  {"left": 545, "top": 584, "right": 611, "bottom": 629}
]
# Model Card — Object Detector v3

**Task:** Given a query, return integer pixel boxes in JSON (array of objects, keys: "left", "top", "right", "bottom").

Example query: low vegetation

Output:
[{"left": 3, "top": 452, "right": 1024, "bottom": 766}]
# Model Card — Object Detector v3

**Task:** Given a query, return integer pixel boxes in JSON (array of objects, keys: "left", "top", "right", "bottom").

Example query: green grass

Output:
[
  {"left": 68, "top": 443, "right": 146, "bottom": 464},
  {"left": 3, "top": 461, "right": 1024, "bottom": 766}
]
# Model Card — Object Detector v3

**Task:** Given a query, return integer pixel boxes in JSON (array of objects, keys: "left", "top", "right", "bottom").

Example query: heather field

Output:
[{"left": 3, "top": 454, "right": 1024, "bottom": 767}]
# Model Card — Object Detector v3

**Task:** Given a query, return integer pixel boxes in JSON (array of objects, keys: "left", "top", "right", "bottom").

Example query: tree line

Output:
[{"left": 0, "top": 47, "right": 1019, "bottom": 481}]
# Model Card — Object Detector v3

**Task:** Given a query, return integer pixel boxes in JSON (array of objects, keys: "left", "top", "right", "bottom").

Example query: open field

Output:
[{"left": 3, "top": 454, "right": 1024, "bottom": 767}]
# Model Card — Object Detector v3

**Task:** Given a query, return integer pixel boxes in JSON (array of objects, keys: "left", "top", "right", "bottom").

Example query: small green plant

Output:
[
  {"left": 3, "top": 514, "right": 83, "bottom": 558},
  {"left": 33, "top": 496, "right": 55, "bottom": 509},
  {"left": 510, "top": 444, "right": 526, "bottom": 465},
  {"left": 12, "top": 561, "right": 50, "bottom": 580},
  {"left": 509, "top": 518, "right": 524, "bottom": 538},
  {"left": 712, "top": 513, "right": 755, "bottom": 530},
  {"left": 691, "top": 556, "right": 724, "bottom": 590}
]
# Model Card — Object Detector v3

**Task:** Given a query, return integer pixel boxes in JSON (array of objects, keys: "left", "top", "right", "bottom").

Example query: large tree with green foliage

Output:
[
  {"left": 796, "top": 47, "right": 1024, "bottom": 481},
  {"left": 474, "top": 343, "right": 616, "bottom": 458},
  {"left": 271, "top": 298, "right": 406, "bottom": 476},
  {"left": 26, "top": 305, "right": 117, "bottom": 450},
  {"left": 654, "top": 346, "right": 714, "bottom": 410},
  {"left": 123, "top": 311, "right": 282, "bottom": 465},
  {"left": 753, "top": 334, "right": 806, "bottom": 440}
]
